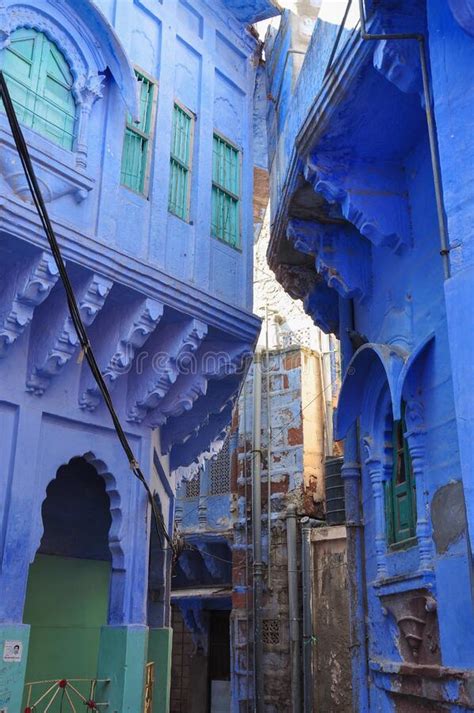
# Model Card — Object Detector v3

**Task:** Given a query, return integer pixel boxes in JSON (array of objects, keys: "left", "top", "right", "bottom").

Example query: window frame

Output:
[
  {"left": 385, "top": 404, "right": 417, "bottom": 548},
  {"left": 1, "top": 27, "right": 77, "bottom": 151},
  {"left": 120, "top": 66, "right": 158, "bottom": 198},
  {"left": 211, "top": 130, "right": 242, "bottom": 250},
  {"left": 168, "top": 99, "right": 195, "bottom": 222}
]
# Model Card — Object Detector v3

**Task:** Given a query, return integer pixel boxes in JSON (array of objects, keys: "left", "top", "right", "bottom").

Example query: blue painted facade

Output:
[
  {"left": 266, "top": 2, "right": 474, "bottom": 711},
  {"left": 0, "top": 0, "right": 279, "bottom": 709}
]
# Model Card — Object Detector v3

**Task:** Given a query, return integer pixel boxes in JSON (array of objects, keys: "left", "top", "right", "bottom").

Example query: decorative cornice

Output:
[
  {"left": 26, "top": 273, "right": 112, "bottom": 395},
  {"left": 146, "top": 340, "right": 251, "bottom": 428},
  {"left": 287, "top": 218, "right": 371, "bottom": 301},
  {"left": 80, "top": 297, "right": 164, "bottom": 411},
  {"left": 274, "top": 263, "right": 316, "bottom": 301},
  {"left": 303, "top": 281, "right": 340, "bottom": 335},
  {"left": 0, "top": 251, "right": 59, "bottom": 356},
  {"left": 126, "top": 318, "right": 208, "bottom": 424},
  {"left": 304, "top": 155, "right": 411, "bottom": 253}
]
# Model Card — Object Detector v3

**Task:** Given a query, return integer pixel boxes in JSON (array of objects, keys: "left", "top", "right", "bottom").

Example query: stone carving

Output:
[
  {"left": 0, "top": 252, "right": 59, "bottom": 357},
  {"left": 373, "top": 39, "right": 424, "bottom": 106},
  {"left": 287, "top": 218, "right": 371, "bottom": 302},
  {"left": 274, "top": 263, "right": 316, "bottom": 301},
  {"left": 0, "top": 137, "right": 94, "bottom": 203},
  {"left": 146, "top": 340, "right": 251, "bottom": 428},
  {"left": 304, "top": 155, "right": 411, "bottom": 253},
  {"left": 303, "top": 282, "right": 340, "bottom": 335},
  {"left": 26, "top": 273, "right": 113, "bottom": 395},
  {"left": 80, "top": 298, "right": 164, "bottom": 411},
  {"left": 75, "top": 72, "right": 106, "bottom": 168},
  {"left": 382, "top": 590, "right": 440, "bottom": 664},
  {"left": 160, "top": 375, "right": 240, "bottom": 453},
  {"left": 127, "top": 318, "right": 208, "bottom": 424},
  {"left": 449, "top": 0, "right": 474, "bottom": 36},
  {"left": 170, "top": 401, "right": 233, "bottom": 471}
]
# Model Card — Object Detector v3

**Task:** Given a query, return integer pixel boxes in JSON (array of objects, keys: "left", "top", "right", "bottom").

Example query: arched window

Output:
[
  {"left": 385, "top": 402, "right": 417, "bottom": 545},
  {"left": 2, "top": 28, "right": 76, "bottom": 149}
]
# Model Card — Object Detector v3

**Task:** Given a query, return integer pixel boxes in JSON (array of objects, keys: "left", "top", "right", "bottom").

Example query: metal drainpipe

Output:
[
  {"left": 357, "top": 0, "right": 451, "bottom": 280},
  {"left": 301, "top": 516, "right": 325, "bottom": 713},
  {"left": 286, "top": 504, "right": 301, "bottom": 713},
  {"left": 252, "top": 352, "right": 265, "bottom": 713},
  {"left": 242, "top": 381, "right": 251, "bottom": 712},
  {"left": 265, "top": 304, "right": 272, "bottom": 589},
  {"left": 339, "top": 297, "right": 369, "bottom": 713}
]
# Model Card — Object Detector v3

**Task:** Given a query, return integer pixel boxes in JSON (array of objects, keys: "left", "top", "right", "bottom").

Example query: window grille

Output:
[
  {"left": 184, "top": 473, "right": 200, "bottom": 499},
  {"left": 211, "top": 133, "right": 240, "bottom": 248},
  {"left": 169, "top": 103, "right": 194, "bottom": 220},
  {"left": 121, "top": 70, "right": 156, "bottom": 195},
  {"left": 2, "top": 28, "right": 76, "bottom": 149},
  {"left": 209, "top": 437, "right": 231, "bottom": 495},
  {"left": 262, "top": 620, "right": 280, "bottom": 646}
]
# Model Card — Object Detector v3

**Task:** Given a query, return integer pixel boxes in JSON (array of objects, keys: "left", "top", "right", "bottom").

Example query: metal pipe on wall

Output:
[
  {"left": 286, "top": 504, "right": 301, "bottom": 713},
  {"left": 252, "top": 352, "right": 265, "bottom": 713},
  {"left": 301, "top": 516, "right": 325, "bottom": 713}
]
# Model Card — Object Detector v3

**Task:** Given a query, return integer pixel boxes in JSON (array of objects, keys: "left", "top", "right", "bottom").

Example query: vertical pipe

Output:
[
  {"left": 265, "top": 304, "right": 272, "bottom": 589},
  {"left": 301, "top": 517, "right": 325, "bottom": 713},
  {"left": 339, "top": 297, "right": 369, "bottom": 713},
  {"left": 252, "top": 352, "right": 265, "bottom": 713},
  {"left": 286, "top": 504, "right": 301, "bottom": 713},
  {"left": 242, "top": 381, "right": 251, "bottom": 712}
]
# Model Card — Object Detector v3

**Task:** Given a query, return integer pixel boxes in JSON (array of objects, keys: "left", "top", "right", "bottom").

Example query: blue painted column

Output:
[{"left": 339, "top": 297, "right": 369, "bottom": 713}]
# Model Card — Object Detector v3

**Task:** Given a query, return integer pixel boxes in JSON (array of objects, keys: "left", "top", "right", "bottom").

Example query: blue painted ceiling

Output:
[{"left": 224, "top": 0, "right": 280, "bottom": 23}]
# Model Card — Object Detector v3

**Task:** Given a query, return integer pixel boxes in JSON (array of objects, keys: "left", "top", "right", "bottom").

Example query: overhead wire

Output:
[{"left": 0, "top": 72, "right": 175, "bottom": 556}]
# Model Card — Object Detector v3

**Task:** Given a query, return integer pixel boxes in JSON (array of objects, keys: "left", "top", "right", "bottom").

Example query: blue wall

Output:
[{"left": 266, "top": 1, "right": 474, "bottom": 710}]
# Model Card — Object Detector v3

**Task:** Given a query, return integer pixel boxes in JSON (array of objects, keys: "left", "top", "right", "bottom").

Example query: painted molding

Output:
[
  {"left": 26, "top": 273, "right": 112, "bottom": 395},
  {"left": 0, "top": 251, "right": 59, "bottom": 356}
]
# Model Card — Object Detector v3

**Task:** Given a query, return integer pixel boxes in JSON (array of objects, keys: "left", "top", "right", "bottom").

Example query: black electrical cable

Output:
[{"left": 0, "top": 71, "right": 174, "bottom": 555}]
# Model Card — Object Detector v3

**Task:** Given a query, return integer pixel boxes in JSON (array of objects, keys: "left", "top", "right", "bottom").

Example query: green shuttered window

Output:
[
  {"left": 121, "top": 71, "right": 156, "bottom": 195},
  {"left": 2, "top": 28, "right": 76, "bottom": 149},
  {"left": 385, "top": 405, "right": 417, "bottom": 545},
  {"left": 169, "top": 103, "right": 194, "bottom": 220},
  {"left": 211, "top": 133, "right": 241, "bottom": 248}
]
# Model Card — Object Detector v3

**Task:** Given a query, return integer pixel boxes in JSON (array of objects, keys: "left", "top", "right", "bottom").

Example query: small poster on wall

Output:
[{"left": 3, "top": 640, "right": 22, "bottom": 663}]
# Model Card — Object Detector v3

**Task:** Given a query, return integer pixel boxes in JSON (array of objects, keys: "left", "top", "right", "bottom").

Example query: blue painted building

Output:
[
  {"left": 265, "top": 1, "right": 474, "bottom": 711},
  {"left": 0, "top": 0, "right": 279, "bottom": 710}
]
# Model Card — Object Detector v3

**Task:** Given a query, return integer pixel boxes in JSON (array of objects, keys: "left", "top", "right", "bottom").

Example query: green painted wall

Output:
[
  {"left": 22, "top": 554, "right": 110, "bottom": 709},
  {"left": 148, "top": 628, "right": 173, "bottom": 713}
]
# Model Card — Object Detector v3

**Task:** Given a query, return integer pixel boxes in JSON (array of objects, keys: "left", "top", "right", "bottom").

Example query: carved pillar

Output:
[
  {"left": 363, "top": 438, "right": 388, "bottom": 580},
  {"left": 74, "top": 72, "right": 104, "bottom": 169},
  {"left": 405, "top": 401, "right": 432, "bottom": 571}
]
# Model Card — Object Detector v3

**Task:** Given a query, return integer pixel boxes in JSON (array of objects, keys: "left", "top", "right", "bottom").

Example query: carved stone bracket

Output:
[
  {"left": 382, "top": 590, "right": 440, "bottom": 664},
  {"left": 146, "top": 340, "right": 251, "bottom": 429},
  {"left": 373, "top": 39, "right": 424, "bottom": 107},
  {"left": 160, "top": 375, "right": 240, "bottom": 454},
  {"left": 274, "top": 263, "right": 316, "bottom": 301},
  {"left": 449, "top": 0, "right": 474, "bottom": 37},
  {"left": 0, "top": 251, "right": 59, "bottom": 357},
  {"left": 80, "top": 297, "right": 164, "bottom": 411},
  {"left": 287, "top": 218, "right": 371, "bottom": 301},
  {"left": 126, "top": 318, "right": 208, "bottom": 424},
  {"left": 304, "top": 155, "right": 411, "bottom": 253},
  {"left": 170, "top": 401, "right": 233, "bottom": 471},
  {"left": 26, "top": 273, "right": 113, "bottom": 395},
  {"left": 303, "top": 282, "right": 340, "bottom": 335}
]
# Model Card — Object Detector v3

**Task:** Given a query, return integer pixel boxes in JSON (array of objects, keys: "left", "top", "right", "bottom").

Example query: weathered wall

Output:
[{"left": 311, "top": 526, "right": 351, "bottom": 713}]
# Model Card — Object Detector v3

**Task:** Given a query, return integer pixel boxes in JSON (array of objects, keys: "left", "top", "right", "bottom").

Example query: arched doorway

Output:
[{"left": 22, "top": 456, "right": 112, "bottom": 710}]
